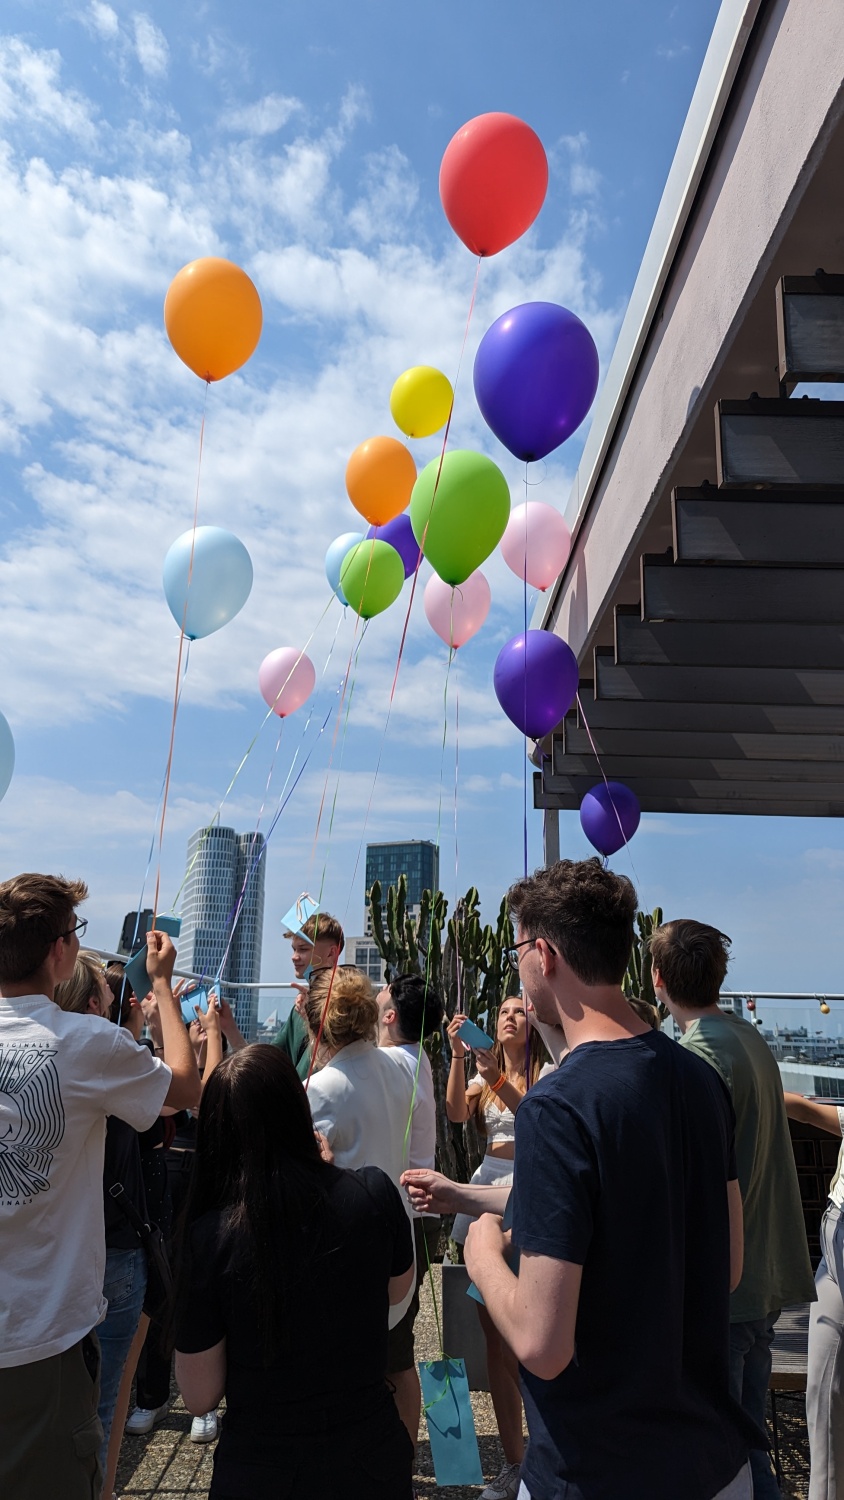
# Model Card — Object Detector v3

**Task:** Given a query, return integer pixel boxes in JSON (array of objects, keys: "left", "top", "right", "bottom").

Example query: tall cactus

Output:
[
  {"left": 369, "top": 876, "right": 518, "bottom": 1182},
  {"left": 623, "top": 906, "right": 665, "bottom": 1022}
]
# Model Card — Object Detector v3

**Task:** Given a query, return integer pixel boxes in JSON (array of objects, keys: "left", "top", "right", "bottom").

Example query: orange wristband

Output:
[{"left": 489, "top": 1073, "right": 506, "bottom": 1094}]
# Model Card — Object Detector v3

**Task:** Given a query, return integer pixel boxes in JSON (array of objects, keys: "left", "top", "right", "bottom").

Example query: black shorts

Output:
[{"left": 387, "top": 1216, "right": 441, "bottom": 1374}]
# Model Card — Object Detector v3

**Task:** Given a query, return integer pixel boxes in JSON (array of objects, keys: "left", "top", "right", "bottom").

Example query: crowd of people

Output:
[{"left": 0, "top": 861, "right": 841, "bottom": 1500}]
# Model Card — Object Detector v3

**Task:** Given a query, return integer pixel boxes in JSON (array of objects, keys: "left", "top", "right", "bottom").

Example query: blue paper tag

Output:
[
  {"left": 418, "top": 1356, "right": 483, "bottom": 1486},
  {"left": 281, "top": 893, "right": 318, "bottom": 936},
  {"left": 123, "top": 916, "right": 182, "bottom": 1000}
]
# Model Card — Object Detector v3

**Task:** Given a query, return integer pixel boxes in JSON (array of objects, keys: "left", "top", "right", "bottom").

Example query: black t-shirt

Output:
[
  {"left": 513, "top": 1029, "right": 759, "bottom": 1500},
  {"left": 175, "top": 1163, "right": 413, "bottom": 1448},
  {"left": 103, "top": 1115, "right": 149, "bottom": 1251}
]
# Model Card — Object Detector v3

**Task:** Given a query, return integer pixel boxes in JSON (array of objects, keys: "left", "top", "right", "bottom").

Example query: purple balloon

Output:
[
  {"left": 493, "top": 630, "right": 578, "bottom": 739},
  {"left": 365, "top": 514, "right": 422, "bottom": 579},
  {"left": 580, "top": 782, "right": 641, "bottom": 857},
  {"left": 473, "top": 302, "right": 600, "bottom": 462}
]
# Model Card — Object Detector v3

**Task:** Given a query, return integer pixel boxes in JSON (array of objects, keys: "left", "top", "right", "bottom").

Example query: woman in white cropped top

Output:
[{"left": 445, "top": 996, "right": 549, "bottom": 1500}]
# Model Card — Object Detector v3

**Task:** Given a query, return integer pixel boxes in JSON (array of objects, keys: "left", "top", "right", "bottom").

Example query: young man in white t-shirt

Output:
[
  {"left": 0, "top": 873, "right": 201, "bottom": 1500},
  {"left": 377, "top": 972, "right": 445, "bottom": 1449}
]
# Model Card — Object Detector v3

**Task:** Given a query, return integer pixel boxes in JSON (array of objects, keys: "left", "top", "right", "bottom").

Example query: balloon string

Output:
[
  {"left": 170, "top": 596, "right": 339, "bottom": 913},
  {"left": 523, "top": 463, "right": 530, "bottom": 879},
  {"left": 308, "top": 614, "right": 369, "bottom": 885},
  {"left": 387, "top": 255, "right": 482, "bottom": 705},
  {"left": 152, "top": 383, "right": 208, "bottom": 926},
  {"left": 575, "top": 691, "right": 644, "bottom": 891},
  {"left": 213, "top": 720, "right": 284, "bottom": 992}
]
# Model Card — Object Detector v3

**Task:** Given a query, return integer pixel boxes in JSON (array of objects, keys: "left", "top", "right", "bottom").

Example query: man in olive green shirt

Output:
[
  {"left": 272, "top": 911, "right": 344, "bottom": 1080},
  {"left": 652, "top": 919, "right": 816, "bottom": 1500}
]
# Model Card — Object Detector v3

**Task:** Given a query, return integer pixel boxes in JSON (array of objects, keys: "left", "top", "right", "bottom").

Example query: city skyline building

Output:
[
  {"left": 364, "top": 840, "right": 439, "bottom": 934},
  {"left": 178, "top": 825, "right": 266, "bottom": 1041}
]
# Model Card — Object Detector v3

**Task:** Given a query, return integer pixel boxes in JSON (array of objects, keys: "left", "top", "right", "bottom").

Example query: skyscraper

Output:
[
  {"left": 178, "top": 826, "right": 266, "bottom": 1041},
  {"left": 364, "top": 840, "right": 439, "bottom": 932}
]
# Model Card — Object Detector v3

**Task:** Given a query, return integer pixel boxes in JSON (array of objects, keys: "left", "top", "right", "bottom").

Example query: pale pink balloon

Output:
[
  {"left": 500, "top": 501, "right": 571, "bottom": 591},
  {"left": 424, "top": 570, "right": 491, "bottom": 649},
  {"left": 258, "top": 647, "right": 316, "bottom": 717}
]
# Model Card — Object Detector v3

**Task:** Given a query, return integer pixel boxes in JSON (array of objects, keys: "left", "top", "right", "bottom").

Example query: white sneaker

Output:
[
  {"left": 124, "top": 1402, "right": 169, "bottom": 1435},
  {"left": 480, "top": 1463, "right": 522, "bottom": 1500},
  {"left": 190, "top": 1411, "right": 219, "bottom": 1444}
]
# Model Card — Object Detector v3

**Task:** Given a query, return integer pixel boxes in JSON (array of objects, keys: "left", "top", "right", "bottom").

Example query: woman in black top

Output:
[{"left": 174, "top": 1046, "right": 415, "bottom": 1500}]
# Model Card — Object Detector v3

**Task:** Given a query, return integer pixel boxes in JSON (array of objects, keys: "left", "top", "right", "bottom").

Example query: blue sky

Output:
[{"left": 0, "top": 0, "right": 841, "bottom": 1029}]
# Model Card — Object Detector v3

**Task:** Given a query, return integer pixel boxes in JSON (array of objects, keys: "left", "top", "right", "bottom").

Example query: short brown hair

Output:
[
  {"left": 0, "top": 874, "right": 88, "bottom": 983},
  {"left": 299, "top": 911, "right": 344, "bottom": 950},
  {"left": 650, "top": 919, "right": 731, "bottom": 1009},
  {"left": 303, "top": 964, "right": 376, "bottom": 1050},
  {"left": 507, "top": 858, "right": 637, "bottom": 987},
  {"left": 55, "top": 951, "right": 103, "bottom": 1015}
]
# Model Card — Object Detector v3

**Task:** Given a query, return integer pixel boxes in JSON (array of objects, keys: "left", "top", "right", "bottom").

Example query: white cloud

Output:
[
  {"left": 348, "top": 146, "right": 419, "bottom": 244},
  {"left": 222, "top": 93, "right": 301, "bottom": 137},
  {"left": 657, "top": 41, "right": 691, "bottom": 61},
  {"left": 87, "top": 2, "right": 120, "bottom": 41},
  {"left": 0, "top": 38, "right": 96, "bottom": 141},
  {"left": 133, "top": 14, "right": 169, "bottom": 78}
]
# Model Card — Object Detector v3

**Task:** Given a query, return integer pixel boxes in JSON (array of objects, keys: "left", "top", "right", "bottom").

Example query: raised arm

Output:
[
  {"left": 446, "top": 1013, "right": 481, "bottom": 1122},
  {"left": 146, "top": 931, "right": 201, "bottom": 1111},
  {"left": 401, "top": 1168, "right": 510, "bottom": 1219},
  {"left": 784, "top": 1091, "right": 844, "bottom": 1136}
]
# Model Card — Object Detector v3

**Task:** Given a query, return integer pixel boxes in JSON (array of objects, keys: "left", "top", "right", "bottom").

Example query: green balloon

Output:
[
  {"left": 409, "top": 449, "right": 511, "bottom": 585},
  {"left": 339, "top": 539, "right": 404, "bottom": 618}
]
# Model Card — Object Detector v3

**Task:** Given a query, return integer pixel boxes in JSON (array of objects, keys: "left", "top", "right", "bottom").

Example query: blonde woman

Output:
[{"left": 446, "top": 997, "right": 548, "bottom": 1500}]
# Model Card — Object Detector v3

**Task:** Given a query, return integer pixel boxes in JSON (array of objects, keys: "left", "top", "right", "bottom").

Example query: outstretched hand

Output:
[{"left": 401, "top": 1168, "right": 462, "bottom": 1216}]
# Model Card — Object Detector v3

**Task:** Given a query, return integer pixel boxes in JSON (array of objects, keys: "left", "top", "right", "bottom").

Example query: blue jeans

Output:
[
  {"left": 98, "top": 1247, "right": 147, "bottom": 1469},
  {"left": 729, "top": 1312, "right": 780, "bottom": 1498}
]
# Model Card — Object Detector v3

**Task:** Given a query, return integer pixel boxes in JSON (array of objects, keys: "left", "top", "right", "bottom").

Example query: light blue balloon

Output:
[
  {"left": 162, "top": 526, "right": 253, "bottom": 640},
  {"left": 0, "top": 711, "right": 14, "bottom": 803},
  {"left": 325, "top": 530, "right": 364, "bottom": 605}
]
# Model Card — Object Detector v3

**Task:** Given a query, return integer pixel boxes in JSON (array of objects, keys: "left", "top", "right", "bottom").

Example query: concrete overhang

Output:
[{"left": 535, "top": 0, "right": 844, "bottom": 664}]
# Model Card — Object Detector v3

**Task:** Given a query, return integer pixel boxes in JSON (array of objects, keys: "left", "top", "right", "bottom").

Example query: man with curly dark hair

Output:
[{"left": 463, "top": 858, "right": 760, "bottom": 1500}]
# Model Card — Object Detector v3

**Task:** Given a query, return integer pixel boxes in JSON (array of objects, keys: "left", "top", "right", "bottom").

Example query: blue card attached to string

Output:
[
  {"left": 466, "top": 1192, "right": 516, "bottom": 1307},
  {"left": 123, "top": 915, "right": 182, "bottom": 1000},
  {"left": 280, "top": 893, "right": 319, "bottom": 937},
  {"left": 419, "top": 1356, "right": 483, "bottom": 1486},
  {"left": 457, "top": 1017, "right": 496, "bottom": 1052}
]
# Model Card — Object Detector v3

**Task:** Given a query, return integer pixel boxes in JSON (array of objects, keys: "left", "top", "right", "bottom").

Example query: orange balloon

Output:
[
  {"left": 164, "top": 257, "right": 262, "bottom": 382},
  {"left": 345, "top": 437, "right": 417, "bottom": 526}
]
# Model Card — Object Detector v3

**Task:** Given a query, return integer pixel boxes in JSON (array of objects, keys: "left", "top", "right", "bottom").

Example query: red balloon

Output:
[{"left": 439, "top": 113, "right": 548, "bottom": 257}]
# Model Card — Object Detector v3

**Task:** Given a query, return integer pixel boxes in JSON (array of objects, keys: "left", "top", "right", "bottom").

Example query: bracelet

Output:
[{"left": 489, "top": 1073, "right": 506, "bottom": 1094}]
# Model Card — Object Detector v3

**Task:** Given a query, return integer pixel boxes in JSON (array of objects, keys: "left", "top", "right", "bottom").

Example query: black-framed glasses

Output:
[
  {"left": 504, "top": 937, "right": 556, "bottom": 974},
  {"left": 57, "top": 916, "right": 88, "bottom": 942}
]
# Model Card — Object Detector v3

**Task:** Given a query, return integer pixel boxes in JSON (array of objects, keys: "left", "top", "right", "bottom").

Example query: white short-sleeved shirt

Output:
[
  {"left": 0, "top": 993, "right": 172, "bottom": 1367},
  {"left": 383, "top": 1043, "right": 436, "bottom": 1216}
]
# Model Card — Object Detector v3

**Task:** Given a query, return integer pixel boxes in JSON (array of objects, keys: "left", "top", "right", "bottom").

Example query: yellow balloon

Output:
[
  {"left": 390, "top": 365, "right": 454, "bottom": 439},
  {"left": 164, "top": 257, "right": 262, "bottom": 382}
]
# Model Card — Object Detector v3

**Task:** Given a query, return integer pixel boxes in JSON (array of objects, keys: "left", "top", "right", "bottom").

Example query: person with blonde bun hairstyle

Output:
[{"left": 304, "top": 965, "right": 417, "bottom": 1328}]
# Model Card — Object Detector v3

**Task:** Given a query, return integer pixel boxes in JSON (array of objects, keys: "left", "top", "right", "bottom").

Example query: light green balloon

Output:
[
  {"left": 339, "top": 539, "right": 405, "bottom": 618},
  {"left": 409, "top": 449, "right": 511, "bottom": 586}
]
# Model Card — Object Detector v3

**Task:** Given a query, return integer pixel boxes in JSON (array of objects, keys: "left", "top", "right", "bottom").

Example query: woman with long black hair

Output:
[{"left": 173, "top": 1045, "right": 415, "bottom": 1499}]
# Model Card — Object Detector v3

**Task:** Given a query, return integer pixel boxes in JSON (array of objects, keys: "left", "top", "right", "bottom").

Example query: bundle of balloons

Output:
[{"left": 155, "top": 117, "right": 640, "bottom": 856}]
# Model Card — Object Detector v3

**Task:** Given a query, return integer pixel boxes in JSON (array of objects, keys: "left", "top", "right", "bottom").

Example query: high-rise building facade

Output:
[
  {"left": 179, "top": 826, "right": 266, "bottom": 1041},
  {"left": 365, "top": 840, "right": 439, "bottom": 911}
]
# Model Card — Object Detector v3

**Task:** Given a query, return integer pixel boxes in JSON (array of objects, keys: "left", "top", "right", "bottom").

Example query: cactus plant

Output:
[{"left": 623, "top": 906, "right": 666, "bottom": 1022}]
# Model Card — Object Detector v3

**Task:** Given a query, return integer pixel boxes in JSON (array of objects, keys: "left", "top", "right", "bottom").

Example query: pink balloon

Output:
[
  {"left": 424, "top": 570, "right": 491, "bottom": 649},
  {"left": 258, "top": 647, "right": 316, "bottom": 718},
  {"left": 500, "top": 501, "right": 571, "bottom": 591}
]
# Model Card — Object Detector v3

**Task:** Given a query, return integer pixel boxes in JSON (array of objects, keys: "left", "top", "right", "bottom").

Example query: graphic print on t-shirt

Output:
[{"left": 0, "top": 1043, "right": 65, "bottom": 1203}]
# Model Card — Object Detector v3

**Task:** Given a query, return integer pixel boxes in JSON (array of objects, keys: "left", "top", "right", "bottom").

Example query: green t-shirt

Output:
[
  {"left": 272, "top": 1006, "right": 312, "bottom": 1081},
  {"left": 680, "top": 1011, "right": 816, "bottom": 1322}
]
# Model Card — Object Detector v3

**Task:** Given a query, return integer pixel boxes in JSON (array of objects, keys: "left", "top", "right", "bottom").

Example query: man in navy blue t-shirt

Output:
[{"left": 463, "top": 858, "right": 762, "bottom": 1500}]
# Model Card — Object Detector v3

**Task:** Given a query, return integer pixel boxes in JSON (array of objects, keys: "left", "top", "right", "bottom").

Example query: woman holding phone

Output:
[{"left": 445, "top": 997, "right": 548, "bottom": 1500}]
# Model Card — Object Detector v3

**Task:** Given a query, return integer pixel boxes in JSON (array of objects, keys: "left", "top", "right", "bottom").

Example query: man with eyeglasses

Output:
[
  {"left": 0, "top": 873, "right": 201, "bottom": 1500},
  {"left": 460, "top": 858, "right": 760, "bottom": 1500}
]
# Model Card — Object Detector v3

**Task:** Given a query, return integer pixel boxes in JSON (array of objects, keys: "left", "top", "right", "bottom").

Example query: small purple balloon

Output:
[
  {"left": 365, "top": 514, "right": 422, "bottom": 579},
  {"left": 580, "top": 782, "right": 641, "bottom": 857},
  {"left": 473, "top": 301, "right": 600, "bottom": 462},
  {"left": 493, "top": 630, "right": 579, "bottom": 740}
]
